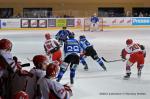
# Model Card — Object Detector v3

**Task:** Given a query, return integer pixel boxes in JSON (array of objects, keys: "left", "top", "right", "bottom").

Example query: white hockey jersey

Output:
[
  {"left": 44, "top": 39, "right": 59, "bottom": 55},
  {"left": 26, "top": 68, "right": 46, "bottom": 99},
  {"left": 38, "top": 77, "right": 72, "bottom": 99},
  {"left": 125, "top": 43, "right": 142, "bottom": 54}
]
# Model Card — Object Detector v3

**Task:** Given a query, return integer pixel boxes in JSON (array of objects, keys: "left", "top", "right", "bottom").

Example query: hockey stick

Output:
[
  {"left": 21, "top": 63, "right": 30, "bottom": 67},
  {"left": 101, "top": 57, "right": 126, "bottom": 63}
]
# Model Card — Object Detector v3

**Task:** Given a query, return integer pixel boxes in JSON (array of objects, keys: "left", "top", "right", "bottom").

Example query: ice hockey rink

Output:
[{"left": 0, "top": 29, "right": 150, "bottom": 99}]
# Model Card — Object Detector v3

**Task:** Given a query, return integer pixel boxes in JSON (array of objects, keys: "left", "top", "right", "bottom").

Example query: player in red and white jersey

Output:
[
  {"left": 0, "top": 39, "right": 17, "bottom": 75},
  {"left": 26, "top": 55, "right": 49, "bottom": 99},
  {"left": 121, "top": 39, "right": 146, "bottom": 79},
  {"left": 37, "top": 62, "right": 73, "bottom": 99},
  {"left": 44, "top": 33, "right": 62, "bottom": 65},
  {"left": 0, "top": 38, "right": 32, "bottom": 98}
]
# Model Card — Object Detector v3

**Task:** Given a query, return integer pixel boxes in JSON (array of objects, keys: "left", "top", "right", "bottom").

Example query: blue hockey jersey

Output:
[
  {"left": 79, "top": 38, "right": 92, "bottom": 50},
  {"left": 91, "top": 16, "right": 99, "bottom": 23},
  {"left": 55, "top": 30, "right": 71, "bottom": 41},
  {"left": 64, "top": 38, "right": 81, "bottom": 54}
]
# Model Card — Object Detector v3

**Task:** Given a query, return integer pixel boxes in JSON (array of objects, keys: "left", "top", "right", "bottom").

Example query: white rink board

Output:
[{"left": 1, "top": 19, "right": 20, "bottom": 28}]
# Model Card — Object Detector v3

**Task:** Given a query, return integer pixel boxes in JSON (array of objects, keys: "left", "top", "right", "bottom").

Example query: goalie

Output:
[{"left": 90, "top": 13, "right": 99, "bottom": 32}]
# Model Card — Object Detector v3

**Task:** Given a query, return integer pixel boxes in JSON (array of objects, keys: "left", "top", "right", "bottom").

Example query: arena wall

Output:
[{"left": 0, "top": 0, "right": 150, "bottom": 17}]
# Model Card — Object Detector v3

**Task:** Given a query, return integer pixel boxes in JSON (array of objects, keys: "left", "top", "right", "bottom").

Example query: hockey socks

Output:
[
  {"left": 56, "top": 68, "right": 65, "bottom": 82},
  {"left": 80, "top": 56, "right": 88, "bottom": 70},
  {"left": 97, "top": 58, "right": 107, "bottom": 71}
]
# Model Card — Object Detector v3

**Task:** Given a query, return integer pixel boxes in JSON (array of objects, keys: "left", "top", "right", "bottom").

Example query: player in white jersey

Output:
[
  {"left": 121, "top": 39, "right": 146, "bottom": 79},
  {"left": 44, "top": 33, "right": 62, "bottom": 65},
  {"left": 26, "top": 55, "right": 49, "bottom": 99},
  {"left": 37, "top": 62, "right": 73, "bottom": 99}
]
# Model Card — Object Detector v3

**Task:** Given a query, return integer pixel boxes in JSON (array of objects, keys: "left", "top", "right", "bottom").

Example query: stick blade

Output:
[{"left": 101, "top": 57, "right": 109, "bottom": 63}]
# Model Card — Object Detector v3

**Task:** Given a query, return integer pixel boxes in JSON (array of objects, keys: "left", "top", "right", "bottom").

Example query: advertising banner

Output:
[
  {"left": 21, "top": 19, "right": 30, "bottom": 28},
  {"left": 1, "top": 19, "right": 20, "bottom": 28},
  {"left": 67, "top": 19, "right": 75, "bottom": 27},
  {"left": 30, "top": 19, "right": 38, "bottom": 28},
  {"left": 132, "top": 17, "right": 150, "bottom": 26},
  {"left": 56, "top": 19, "right": 66, "bottom": 27},
  {"left": 103, "top": 17, "right": 132, "bottom": 27},
  {"left": 39, "top": 19, "right": 47, "bottom": 28},
  {"left": 48, "top": 19, "right": 56, "bottom": 27},
  {"left": 74, "top": 18, "right": 84, "bottom": 28}
]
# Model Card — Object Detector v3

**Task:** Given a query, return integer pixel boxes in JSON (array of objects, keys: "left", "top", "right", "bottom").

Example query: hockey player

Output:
[
  {"left": 26, "top": 55, "right": 49, "bottom": 99},
  {"left": 79, "top": 35, "right": 107, "bottom": 71},
  {"left": 0, "top": 38, "right": 32, "bottom": 99},
  {"left": 56, "top": 32, "right": 80, "bottom": 85},
  {"left": 44, "top": 33, "right": 62, "bottom": 65},
  {"left": 37, "top": 63, "right": 73, "bottom": 99},
  {"left": 55, "top": 27, "right": 71, "bottom": 46},
  {"left": 90, "top": 13, "right": 99, "bottom": 32},
  {"left": 0, "top": 38, "right": 16, "bottom": 98},
  {"left": 121, "top": 39, "right": 146, "bottom": 79}
]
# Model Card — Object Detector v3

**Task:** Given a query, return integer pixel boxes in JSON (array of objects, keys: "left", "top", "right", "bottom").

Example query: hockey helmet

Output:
[
  {"left": 79, "top": 35, "right": 86, "bottom": 40},
  {"left": 0, "top": 38, "right": 12, "bottom": 50},
  {"left": 13, "top": 91, "right": 29, "bottom": 99},
  {"left": 62, "top": 26, "right": 67, "bottom": 30},
  {"left": 45, "top": 33, "right": 51, "bottom": 40},
  {"left": 33, "top": 55, "right": 48, "bottom": 69},
  {"left": 68, "top": 32, "right": 75, "bottom": 38},
  {"left": 126, "top": 39, "right": 133, "bottom": 45},
  {"left": 46, "top": 62, "right": 59, "bottom": 77}
]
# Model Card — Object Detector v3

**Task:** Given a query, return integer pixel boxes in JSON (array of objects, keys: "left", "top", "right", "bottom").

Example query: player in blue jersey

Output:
[
  {"left": 79, "top": 35, "right": 107, "bottom": 71},
  {"left": 55, "top": 27, "right": 71, "bottom": 46},
  {"left": 90, "top": 13, "right": 99, "bottom": 32},
  {"left": 56, "top": 32, "right": 80, "bottom": 85}
]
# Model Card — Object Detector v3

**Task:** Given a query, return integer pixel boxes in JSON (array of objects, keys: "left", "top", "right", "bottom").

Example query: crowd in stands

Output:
[{"left": 0, "top": 9, "right": 150, "bottom": 18}]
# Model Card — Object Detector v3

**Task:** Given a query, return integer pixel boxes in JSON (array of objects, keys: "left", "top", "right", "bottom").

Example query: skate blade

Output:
[
  {"left": 123, "top": 77, "right": 130, "bottom": 80},
  {"left": 84, "top": 69, "right": 88, "bottom": 71}
]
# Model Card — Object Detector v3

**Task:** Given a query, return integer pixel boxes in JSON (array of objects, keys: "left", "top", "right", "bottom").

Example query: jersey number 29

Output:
[{"left": 67, "top": 46, "right": 79, "bottom": 52}]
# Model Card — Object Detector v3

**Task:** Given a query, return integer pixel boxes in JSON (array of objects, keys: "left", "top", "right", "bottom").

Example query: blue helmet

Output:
[{"left": 79, "top": 35, "right": 86, "bottom": 40}]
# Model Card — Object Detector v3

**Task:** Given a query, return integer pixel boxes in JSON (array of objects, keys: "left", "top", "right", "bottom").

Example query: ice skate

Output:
[
  {"left": 123, "top": 73, "right": 131, "bottom": 80},
  {"left": 84, "top": 64, "right": 88, "bottom": 71},
  {"left": 137, "top": 70, "right": 141, "bottom": 78}
]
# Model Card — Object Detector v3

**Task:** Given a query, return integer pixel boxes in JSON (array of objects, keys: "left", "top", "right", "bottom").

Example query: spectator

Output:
[
  {"left": 139, "top": 12, "right": 144, "bottom": 17},
  {"left": 126, "top": 11, "right": 132, "bottom": 17}
]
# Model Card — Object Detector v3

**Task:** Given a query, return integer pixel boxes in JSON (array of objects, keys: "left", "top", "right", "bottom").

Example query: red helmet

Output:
[
  {"left": 46, "top": 63, "right": 59, "bottom": 77},
  {"left": 45, "top": 33, "right": 51, "bottom": 40},
  {"left": 0, "top": 39, "right": 12, "bottom": 50},
  {"left": 13, "top": 91, "right": 29, "bottom": 99},
  {"left": 33, "top": 55, "right": 48, "bottom": 68},
  {"left": 126, "top": 39, "right": 133, "bottom": 45}
]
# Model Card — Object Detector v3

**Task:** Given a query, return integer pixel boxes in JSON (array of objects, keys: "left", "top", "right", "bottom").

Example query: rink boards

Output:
[{"left": 0, "top": 17, "right": 150, "bottom": 30}]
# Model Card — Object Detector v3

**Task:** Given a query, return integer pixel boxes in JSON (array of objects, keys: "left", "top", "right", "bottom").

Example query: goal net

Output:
[{"left": 83, "top": 18, "right": 103, "bottom": 31}]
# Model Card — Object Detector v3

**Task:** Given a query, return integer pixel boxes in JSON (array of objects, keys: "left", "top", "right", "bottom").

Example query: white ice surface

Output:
[{"left": 0, "top": 29, "right": 150, "bottom": 99}]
